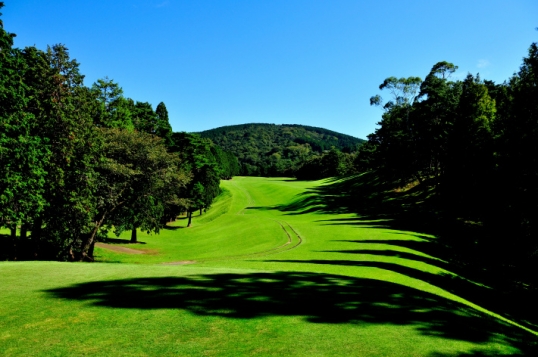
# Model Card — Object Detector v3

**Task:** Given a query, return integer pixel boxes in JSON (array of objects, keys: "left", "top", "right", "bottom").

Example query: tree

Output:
[
  {"left": 133, "top": 101, "right": 158, "bottom": 134},
  {"left": 20, "top": 44, "right": 103, "bottom": 260},
  {"left": 370, "top": 76, "right": 422, "bottom": 109},
  {"left": 108, "top": 129, "right": 188, "bottom": 244},
  {"left": 413, "top": 62, "right": 462, "bottom": 182},
  {"left": 493, "top": 43, "right": 538, "bottom": 254},
  {"left": 170, "top": 132, "right": 221, "bottom": 227},
  {"left": 78, "top": 128, "right": 189, "bottom": 259},
  {"left": 91, "top": 77, "right": 134, "bottom": 129},
  {"left": 0, "top": 4, "right": 49, "bottom": 257},
  {"left": 155, "top": 102, "right": 173, "bottom": 145},
  {"left": 366, "top": 76, "right": 423, "bottom": 183},
  {"left": 210, "top": 145, "right": 240, "bottom": 180},
  {"left": 444, "top": 74, "right": 495, "bottom": 217}
]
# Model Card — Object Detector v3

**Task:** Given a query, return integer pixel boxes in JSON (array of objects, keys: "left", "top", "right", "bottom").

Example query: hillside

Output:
[{"left": 197, "top": 123, "right": 365, "bottom": 176}]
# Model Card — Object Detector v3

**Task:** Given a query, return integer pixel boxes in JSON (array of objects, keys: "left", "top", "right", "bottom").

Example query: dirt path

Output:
[{"left": 95, "top": 243, "right": 146, "bottom": 255}]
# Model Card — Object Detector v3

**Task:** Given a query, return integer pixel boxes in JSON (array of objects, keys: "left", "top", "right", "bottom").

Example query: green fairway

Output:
[{"left": 1, "top": 176, "right": 537, "bottom": 356}]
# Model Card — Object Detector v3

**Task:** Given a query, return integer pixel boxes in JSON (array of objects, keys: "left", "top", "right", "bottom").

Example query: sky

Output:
[{"left": 2, "top": 0, "right": 537, "bottom": 139}]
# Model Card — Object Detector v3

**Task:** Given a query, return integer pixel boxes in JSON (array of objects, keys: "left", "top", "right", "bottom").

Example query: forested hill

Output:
[{"left": 197, "top": 123, "right": 365, "bottom": 176}]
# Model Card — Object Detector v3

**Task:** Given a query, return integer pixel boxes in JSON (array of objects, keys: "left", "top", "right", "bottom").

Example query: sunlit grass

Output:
[{"left": 1, "top": 176, "right": 537, "bottom": 356}]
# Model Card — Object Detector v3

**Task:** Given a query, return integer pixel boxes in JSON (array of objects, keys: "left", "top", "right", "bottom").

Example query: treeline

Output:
[
  {"left": 0, "top": 4, "right": 238, "bottom": 261},
  {"left": 355, "top": 43, "right": 538, "bottom": 262},
  {"left": 199, "top": 123, "right": 364, "bottom": 176},
  {"left": 294, "top": 147, "right": 357, "bottom": 180}
]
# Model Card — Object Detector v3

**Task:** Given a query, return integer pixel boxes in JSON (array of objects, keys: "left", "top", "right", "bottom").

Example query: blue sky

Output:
[{"left": 3, "top": 0, "right": 537, "bottom": 139}]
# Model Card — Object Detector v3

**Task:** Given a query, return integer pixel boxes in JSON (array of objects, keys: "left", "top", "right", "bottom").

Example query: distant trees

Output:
[
  {"left": 170, "top": 132, "right": 224, "bottom": 227},
  {"left": 211, "top": 145, "right": 240, "bottom": 180},
  {"left": 199, "top": 123, "right": 364, "bottom": 177},
  {"left": 295, "top": 148, "right": 356, "bottom": 180}
]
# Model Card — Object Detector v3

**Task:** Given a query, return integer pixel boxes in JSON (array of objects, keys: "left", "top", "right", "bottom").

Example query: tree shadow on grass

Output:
[
  {"left": 44, "top": 271, "right": 537, "bottom": 356},
  {"left": 247, "top": 172, "right": 538, "bottom": 340},
  {"left": 266, "top": 178, "right": 299, "bottom": 182},
  {"left": 320, "top": 225, "right": 538, "bottom": 331},
  {"left": 265, "top": 258, "right": 538, "bottom": 333},
  {"left": 162, "top": 225, "right": 186, "bottom": 230}
]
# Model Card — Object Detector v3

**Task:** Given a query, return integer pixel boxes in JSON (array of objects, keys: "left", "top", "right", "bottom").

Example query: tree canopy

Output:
[
  {"left": 356, "top": 42, "right": 538, "bottom": 266},
  {"left": 0, "top": 4, "right": 238, "bottom": 260}
]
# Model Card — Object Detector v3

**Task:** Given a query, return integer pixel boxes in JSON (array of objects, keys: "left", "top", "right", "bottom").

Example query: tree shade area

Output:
[
  {"left": 0, "top": 3, "right": 237, "bottom": 261},
  {"left": 198, "top": 123, "right": 364, "bottom": 177},
  {"left": 354, "top": 43, "right": 538, "bottom": 273}
]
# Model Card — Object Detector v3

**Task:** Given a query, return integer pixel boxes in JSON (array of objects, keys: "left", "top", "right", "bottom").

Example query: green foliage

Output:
[
  {"left": 90, "top": 128, "right": 189, "bottom": 254},
  {"left": 0, "top": 45, "right": 105, "bottom": 259},
  {"left": 0, "top": 8, "right": 217, "bottom": 260},
  {"left": 358, "top": 42, "right": 538, "bottom": 264},
  {"left": 169, "top": 133, "right": 223, "bottom": 226},
  {"left": 491, "top": 42, "right": 538, "bottom": 251},
  {"left": 0, "top": 9, "right": 49, "bottom": 243},
  {"left": 132, "top": 101, "right": 173, "bottom": 143},
  {"left": 10, "top": 43, "right": 104, "bottom": 260},
  {"left": 155, "top": 102, "right": 173, "bottom": 146},
  {"left": 444, "top": 74, "right": 495, "bottom": 217},
  {"left": 91, "top": 77, "right": 134, "bottom": 129},
  {"left": 295, "top": 148, "right": 356, "bottom": 180},
  {"left": 210, "top": 144, "right": 240, "bottom": 180},
  {"left": 132, "top": 101, "right": 158, "bottom": 133},
  {"left": 373, "top": 76, "right": 422, "bottom": 109},
  {"left": 198, "top": 123, "right": 364, "bottom": 176}
]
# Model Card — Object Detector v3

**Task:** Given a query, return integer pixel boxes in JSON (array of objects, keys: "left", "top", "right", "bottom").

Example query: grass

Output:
[{"left": 1, "top": 176, "right": 537, "bottom": 356}]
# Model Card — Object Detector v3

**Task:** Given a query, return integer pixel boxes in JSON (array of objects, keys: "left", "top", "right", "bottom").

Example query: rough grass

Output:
[{"left": 1, "top": 176, "right": 537, "bottom": 356}]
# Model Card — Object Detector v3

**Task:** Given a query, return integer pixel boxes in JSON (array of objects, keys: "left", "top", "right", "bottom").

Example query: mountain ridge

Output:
[{"left": 196, "top": 123, "right": 365, "bottom": 176}]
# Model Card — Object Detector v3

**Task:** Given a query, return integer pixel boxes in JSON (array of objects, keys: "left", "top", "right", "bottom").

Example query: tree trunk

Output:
[
  {"left": 20, "top": 223, "right": 28, "bottom": 240},
  {"left": 31, "top": 217, "right": 43, "bottom": 258},
  {"left": 10, "top": 224, "right": 17, "bottom": 260},
  {"left": 88, "top": 239, "right": 96, "bottom": 258},
  {"left": 32, "top": 217, "right": 42, "bottom": 240},
  {"left": 131, "top": 228, "right": 137, "bottom": 243},
  {"left": 187, "top": 211, "right": 192, "bottom": 227},
  {"left": 80, "top": 212, "right": 107, "bottom": 262}
]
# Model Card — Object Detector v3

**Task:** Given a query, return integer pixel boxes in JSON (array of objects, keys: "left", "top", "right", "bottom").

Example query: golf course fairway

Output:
[{"left": 1, "top": 176, "right": 537, "bottom": 356}]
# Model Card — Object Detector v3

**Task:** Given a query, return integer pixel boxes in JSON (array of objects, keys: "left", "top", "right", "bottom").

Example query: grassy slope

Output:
[{"left": 1, "top": 177, "right": 537, "bottom": 356}]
